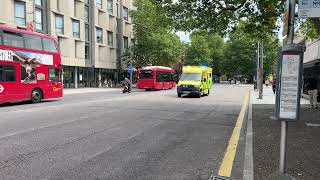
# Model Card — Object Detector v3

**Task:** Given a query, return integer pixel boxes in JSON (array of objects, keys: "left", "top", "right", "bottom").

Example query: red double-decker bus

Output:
[
  {"left": 137, "top": 66, "right": 177, "bottom": 90},
  {"left": 0, "top": 25, "right": 62, "bottom": 104}
]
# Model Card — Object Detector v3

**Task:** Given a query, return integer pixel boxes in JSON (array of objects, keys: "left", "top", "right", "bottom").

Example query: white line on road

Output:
[{"left": 0, "top": 109, "right": 119, "bottom": 140}]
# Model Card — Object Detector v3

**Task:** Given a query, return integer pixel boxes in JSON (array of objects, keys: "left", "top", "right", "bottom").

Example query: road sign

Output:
[
  {"left": 127, "top": 66, "right": 133, "bottom": 74},
  {"left": 298, "top": 0, "right": 320, "bottom": 18},
  {"left": 275, "top": 44, "right": 305, "bottom": 121},
  {"left": 279, "top": 54, "right": 300, "bottom": 119}
]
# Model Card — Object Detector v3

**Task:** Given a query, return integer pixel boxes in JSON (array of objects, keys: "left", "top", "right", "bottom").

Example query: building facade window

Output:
[
  {"left": 96, "top": 0, "right": 102, "bottom": 9},
  {"left": 34, "top": 0, "right": 42, "bottom": 6},
  {"left": 124, "top": 36, "right": 128, "bottom": 49},
  {"left": 72, "top": 20, "right": 80, "bottom": 38},
  {"left": 116, "top": 3, "right": 119, "bottom": 17},
  {"left": 85, "top": 24, "right": 89, "bottom": 42},
  {"left": 108, "top": 31, "right": 113, "bottom": 47},
  {"left": 107, "top": 0, "right": 113, "bottom": 14},
  {"left": 96, "top": 27, "right": 103, "bottom": 44},
  {"left": 34, "top": 0, "right": 47, "bottom": 33},
  {"left": 85, "top": 6, "right": 89, "bottom": 23},
  {"left": 55, "top": 15, "right": 64, "bottom": 34},
  {"left": 15, "top": 1, "right": 26, "bottom": 26},
  {"left": 85, "top": 44, "right": 89, "bottom": 60},
  {"left": 123, "top": 7, "right": 128, "bottom": 21},
  {"left": 35, "top": 9, "right": 43, "bottom": 31}
]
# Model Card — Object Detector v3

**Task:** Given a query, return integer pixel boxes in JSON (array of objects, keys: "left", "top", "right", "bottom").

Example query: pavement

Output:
[
  {"left": 0, "top": 84, "right": 250, "bottom": 180},
  {"left": 251, "top": 86, "right": 320, "bottom": 180}
]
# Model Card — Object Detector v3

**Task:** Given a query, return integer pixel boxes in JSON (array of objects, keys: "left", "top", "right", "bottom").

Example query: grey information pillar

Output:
[
  {"left": 275, "top": 44, "right": 305, "bottom": 175},
  {"left": 74, "top": 67, "right": 78, "bottom": 89}
]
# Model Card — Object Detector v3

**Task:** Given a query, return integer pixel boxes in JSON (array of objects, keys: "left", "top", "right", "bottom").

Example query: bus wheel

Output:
[{"left": 31, "top": 89, "right": 42, "bottom": 103}]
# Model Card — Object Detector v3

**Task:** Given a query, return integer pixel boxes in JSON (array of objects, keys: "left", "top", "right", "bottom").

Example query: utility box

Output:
[{"left": 275, "top": 44, "right": 305, "bottom": 121}]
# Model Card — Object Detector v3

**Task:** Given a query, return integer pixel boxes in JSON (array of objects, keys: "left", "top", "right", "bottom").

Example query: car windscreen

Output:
[
  {"left": 180, "top": 73, "right": 201, "bottom": 81},
  {"left": 139, "top": 70, "right": 153, "bottom": 79}
]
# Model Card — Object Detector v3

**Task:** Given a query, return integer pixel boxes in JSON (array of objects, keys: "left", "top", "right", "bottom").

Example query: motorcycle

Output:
[{"left": 122, "top": 84, "right": 131, "bottom": 93}]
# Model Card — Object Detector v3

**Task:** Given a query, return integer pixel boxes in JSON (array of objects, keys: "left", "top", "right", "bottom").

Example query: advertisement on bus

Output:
[{"left": 0, "top": 49, "right": 53, "bottom": 83}]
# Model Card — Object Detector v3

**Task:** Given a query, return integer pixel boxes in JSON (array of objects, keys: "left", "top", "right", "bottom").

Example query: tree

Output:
[
  {"left": 128, "top": 0, "right": 184, "bottom": 67},
  {"left": 221, "top": 21, "right": 279, "bottom": 80},
  {"left": 158, "top": 0, "right": 283, "bottom": 35},
  {"left": 184, "top": 32, "right": 225, "bottom": 75},
  {"left": 300, "top": 18, "right": 320, "bottom": 40}
]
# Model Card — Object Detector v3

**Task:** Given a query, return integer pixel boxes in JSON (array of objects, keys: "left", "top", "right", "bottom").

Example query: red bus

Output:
[
  {"left": 137, "top": 66, "right": 177, "bottom": 90},
  {"left": 0, "top": 25, "right": 62, "bottom": 104}
]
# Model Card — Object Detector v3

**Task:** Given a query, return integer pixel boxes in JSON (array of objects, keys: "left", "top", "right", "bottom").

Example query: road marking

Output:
[
  {"left": 218, "top": 90, "right": 250, "bottom": 177},
  {"left": 243, "top": 90, "right": 253, "bottom": 180}
]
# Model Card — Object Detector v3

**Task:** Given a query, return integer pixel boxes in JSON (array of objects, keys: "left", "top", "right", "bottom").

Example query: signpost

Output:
[
  {"left": 128, "top": 65, "right": 133, "bottom": 90},
  {"left": 127, "top": 66, "right": 133, "bottom": 74},
  {"left": 274, "top": 0, "right": 306, "bottom": 177},
  {"left": 276, "top": 45, "right": 305, "bottom": 122},
  {"left": 298, "top": 0, "right": 320, "bottom": 18},
  {"left": 279, "top": 54, "right": 302, "bottom": 119}
]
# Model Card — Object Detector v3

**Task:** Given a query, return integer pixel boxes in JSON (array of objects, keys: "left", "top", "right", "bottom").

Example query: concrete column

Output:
[
  {"left": 74, "top": 67, "right": 78, "bottom": 88},
  {"left": 98, "top": 69, "right": 102, "bottom": 88}
]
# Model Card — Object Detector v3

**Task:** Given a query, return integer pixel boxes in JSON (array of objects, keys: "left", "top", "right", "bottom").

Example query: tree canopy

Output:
[
  {"left": 300, "top": 18, "right": 320, "bottom": 40},
  {"left": 184, "top": 32, "right": 225, "bottom": 75},
  {"left": 158, "top": 0, "right": 284, "bottom": 35},
  {"left": 184, "top": 21, "right": 279, "bottom": 80},
  {"left": 126, "top": 0, "right": 184, "bottom": 67}
]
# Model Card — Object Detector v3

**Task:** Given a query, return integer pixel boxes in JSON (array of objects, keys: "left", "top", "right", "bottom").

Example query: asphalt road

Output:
[{"left": 0, "top": 84, "right": 249, "bottom": 180}]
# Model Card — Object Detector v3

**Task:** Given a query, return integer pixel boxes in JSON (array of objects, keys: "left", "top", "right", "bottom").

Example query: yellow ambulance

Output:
[{"left": 177, "top": 66, "right": 213, "bottom": 98}]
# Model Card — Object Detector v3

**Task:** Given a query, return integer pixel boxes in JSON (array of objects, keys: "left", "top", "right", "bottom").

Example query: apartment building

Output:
[{"left": 0, "top": 0, "right": 134, "bottom": 88}]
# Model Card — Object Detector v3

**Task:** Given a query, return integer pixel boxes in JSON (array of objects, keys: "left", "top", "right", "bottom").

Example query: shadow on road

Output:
[{"left": 0, "top": 99, "right": 60, "bottom": 107}]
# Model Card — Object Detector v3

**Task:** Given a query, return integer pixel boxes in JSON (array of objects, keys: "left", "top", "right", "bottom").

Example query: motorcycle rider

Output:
[{"left": 123, "top": 78, "right": 131, "bottom": 92}]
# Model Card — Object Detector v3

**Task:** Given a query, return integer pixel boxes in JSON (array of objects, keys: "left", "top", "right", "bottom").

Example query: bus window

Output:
[
  {"left": 139, "top": 70, "right": 153, "bottom": 79},
  {"left": 3, "top": 31, "right": 24, "bottom": 48},
  {"left": 43, "top": 38, "right": 57, "bottom": 53},
  {"left": 49, "top": 68, "right": 61, "bottom": 82},
  {"left": 24, "top": 34, "right": 43, "bottom": 51},
  {"left": 0, "top": 65, "right": 16, "bottom": 82}
]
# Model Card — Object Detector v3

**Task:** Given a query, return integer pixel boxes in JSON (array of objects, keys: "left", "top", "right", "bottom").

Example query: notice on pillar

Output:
[{"left": 279, "top": 55, "right": 300, "bottom": 119}]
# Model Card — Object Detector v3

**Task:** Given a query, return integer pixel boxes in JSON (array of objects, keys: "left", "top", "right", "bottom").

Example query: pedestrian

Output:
[
  {"left": 272, "top": 79, "right": 276, "bottom": 94},
  {"left": 265, "top": 79, "right": 270, "bottom": 88},
  {"left": 306, "top": 75, "right": 318, "bottom": 109},
  {"left": 104, "top": 79, "right": 108, "bottom": 88},
  {"left": 253, "top": 79, "right": 257, "bottom": 91},
  {"left": 108, "top": 79, "right": 113, "bottom": 88}
]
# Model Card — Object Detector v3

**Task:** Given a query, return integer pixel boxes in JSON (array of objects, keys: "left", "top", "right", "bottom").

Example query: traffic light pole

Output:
[{"left": 259, "top": 41, "right": 264, "bottom": 99}]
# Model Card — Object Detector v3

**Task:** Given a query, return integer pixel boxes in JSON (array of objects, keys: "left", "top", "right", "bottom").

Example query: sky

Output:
[
  {"left": 176, "top": 25, "right": 284, "bottom": 43},
  {"left": 176, "top": 31, "right": 190, "bottom": 43}
]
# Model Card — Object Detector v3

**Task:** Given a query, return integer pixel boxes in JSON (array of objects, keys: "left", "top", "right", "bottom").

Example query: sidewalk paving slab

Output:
[{"left": 251, "top": 86, "right": 320, "bottom": 180}]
